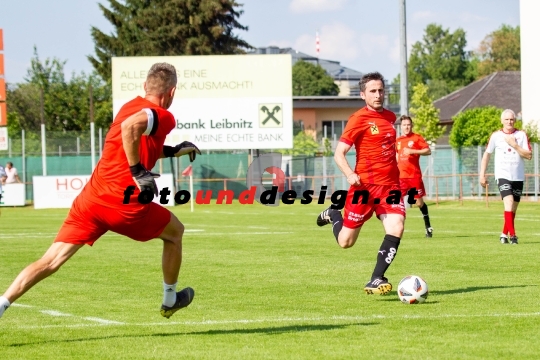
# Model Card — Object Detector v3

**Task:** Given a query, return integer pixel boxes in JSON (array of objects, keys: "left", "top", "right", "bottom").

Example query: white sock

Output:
[
  {"left": 0, "top": 296, "right": 10, "bottom": 319},
  {"left": 163, "top": 282, "right": 177, "bottom": 307}
]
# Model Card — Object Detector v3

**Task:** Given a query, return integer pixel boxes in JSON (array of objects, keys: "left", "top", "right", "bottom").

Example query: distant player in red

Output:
[
  {"left": 0, "top": 63, "right": 201, "bottom": 320},
  {"left": 317, "top": 72, "right": 406, "bottom": 295},
  {"left": 396, "top": 115, "right": 433, "bottom": 237}
]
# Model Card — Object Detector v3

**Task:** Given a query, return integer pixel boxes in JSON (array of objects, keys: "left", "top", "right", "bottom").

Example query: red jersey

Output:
[
  {"left": 396, "top": 132, "right": 429, "bottom": 179},
  {"left": 80, "top": 96, "right": 176, "bottom": 209},
  {"left": 340, "top": 107, "right": 399, "bottom": 185}
]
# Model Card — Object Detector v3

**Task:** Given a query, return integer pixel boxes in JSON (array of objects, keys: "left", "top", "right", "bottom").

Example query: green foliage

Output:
[
  {"left": 409, "top": 24, "right": 474, "bottom": 98},
  {"left": 6, "top": 48, "right": 112, "bottom": 134},
  {"left": 409, "top": 83, "right": 444, "bottom": 144},
  {"left": 476, "top": 25, "right": 520, "bottom": 78},
  {"left": 280, "top": 130, "right": 320, "bottom": 156},
  {"left": 89, "top": 0, "right": 252, "bottom": 81},
  {"left": 516, "top": 120, "right": 540, "bottom": 144},
  {"left": 449, "top": 106, "right": 503, "bottom": 148},
  {"left": 323, "top": 138, "right": 333, "bottom": 156},
  {"left": 292, "top": 60, "right": 339, "bottom": 96}
]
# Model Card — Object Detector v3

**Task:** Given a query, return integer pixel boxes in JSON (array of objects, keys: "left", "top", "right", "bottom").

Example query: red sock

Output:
[
  {"left": 502, "top": 222, "right": 508, "bottom": 236},
  {"left": 504, "top": 211, "right": 515, "bottom": 236}
]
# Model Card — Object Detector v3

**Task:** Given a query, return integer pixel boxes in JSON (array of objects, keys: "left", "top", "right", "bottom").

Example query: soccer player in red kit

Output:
[
  {"left": 396, "top": 115, "right": 433, "bottom": 237},
  {"left": 0, "top": 63, "right": 201, "bottom": 320},
  {"left": 317, "top": 72, "right": 406, "bottom": 295}
]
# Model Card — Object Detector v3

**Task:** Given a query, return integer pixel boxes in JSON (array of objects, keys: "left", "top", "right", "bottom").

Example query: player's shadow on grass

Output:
[
  {"left": 430, "top": 285, "right": 535, "bottom": 295},
  {"left": 379, "top": 285, "right": 532, "bottom": 301},
  {"left": 7, "top": 322, "right": 377, "bottom": 347}
]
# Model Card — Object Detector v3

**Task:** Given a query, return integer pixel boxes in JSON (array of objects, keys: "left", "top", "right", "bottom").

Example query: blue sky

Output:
[{"left": 0, "top": 0, "right": 520, "bottom": 84}]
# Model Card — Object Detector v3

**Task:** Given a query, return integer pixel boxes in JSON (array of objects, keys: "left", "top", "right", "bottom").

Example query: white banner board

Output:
[
  {"left": 0, "top": 183, "right": 25, "bottom": 206},
  {"left": 0, "top": 127, "right": 7, "bottom": 151},
  {"left": 33, "top": 174, "right": 175, "bottom": 209},
  {"left": 112, "top": 55, "right": 293, "bottom": 150}
]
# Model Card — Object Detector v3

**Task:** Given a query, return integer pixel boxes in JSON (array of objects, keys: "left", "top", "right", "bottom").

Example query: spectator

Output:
[
  {"left": 4, "top": 162, "right": 22, "bottom": 184},
  {"left": 0, "top": 164, "right": 6, "bottom": 185}
]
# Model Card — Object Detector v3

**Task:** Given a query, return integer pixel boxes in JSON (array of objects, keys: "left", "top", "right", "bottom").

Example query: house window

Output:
[{"left": 322, "top": 120, "right": 346, "bottom": 139}]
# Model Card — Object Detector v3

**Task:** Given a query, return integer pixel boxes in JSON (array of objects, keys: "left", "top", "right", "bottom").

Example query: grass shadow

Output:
[
  {"left": 7, "top": 322, "right": 376, "bottom": 347},
  {"left": 431, "top": 285, "right": 534, "bottom": 295}
]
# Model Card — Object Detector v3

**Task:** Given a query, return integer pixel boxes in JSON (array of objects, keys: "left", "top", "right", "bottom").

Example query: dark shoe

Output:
[
  {"left": 317, "top": 207, "right": 339, "bottom": 227},
  {"left": 160, "top": 287, "right": 195, "bottom": 319},
  {"left": 510, "top": 236, "right": 518, "bottom": 245},
  {"left": 364, "top": 277, "right": 392, "bottom": 295},
  {"left": 425, "top": 227, "right": 433, "bottom": 238},
  {"left": 500, "top": 236, "right": 509, "bottom": 244}
]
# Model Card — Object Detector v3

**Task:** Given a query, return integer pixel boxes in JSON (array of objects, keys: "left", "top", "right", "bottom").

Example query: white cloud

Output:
[
  {"left": 289, "top": 0, "right": 348, "bottom": 13},
  {"left": 358, "top": 33, "right": 390, "bottom": 58},
  {"left": 294, "top": 23, "right": 358, "bottom": 61},
  {"left": 389, "top": 37, "right": 400, "bottom": 64},
  {"left": 412, "top": 11, "right": 436, "bottom": 21},
  {"left": 459, "top": 12, "right": 488, "bottom": 23}
]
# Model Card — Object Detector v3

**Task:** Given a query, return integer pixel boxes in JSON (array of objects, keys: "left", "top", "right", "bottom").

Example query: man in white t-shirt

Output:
[
  {"left": 4, "top": 162, "right": 21, "bottom": 184},
  {"left": 479, "top": 109, "right": 532, "bottom": 245}
]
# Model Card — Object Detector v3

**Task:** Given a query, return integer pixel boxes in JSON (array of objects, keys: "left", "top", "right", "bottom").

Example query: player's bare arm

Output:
[
  {"left": 479, "top": 151, "right": 491, "bottom": 188},
  {"left": 334, "top": 141, "right": 360, "bottom": 186},
  {"left": 504, "top": 134, "right": 532, "bottom": 160},
  {"left": 121, "top": 110, "right": 161, "bottom": 196},
  {"left": 402, "top": 147, "right": 431, "bottom": 156},
  {"left": 121, "top": 110, "right": 151, "bottom": 165}
]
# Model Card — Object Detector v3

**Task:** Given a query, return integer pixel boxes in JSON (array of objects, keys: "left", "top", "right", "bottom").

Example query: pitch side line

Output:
[
  {"left": 11, "top": 312, "right": 540, "bottom": 329},
  {"left": 11, "top": 304, "right": 124, "bottom": 325}
]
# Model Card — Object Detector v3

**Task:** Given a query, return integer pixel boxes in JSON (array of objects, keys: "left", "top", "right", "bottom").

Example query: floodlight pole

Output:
[
  {"left": 40, "top": 88, "right": 47, "bottom": 176},
  {"left": 90, "top": 83, "right": 96, "bottom": 171},
  {"left": 399, "top": 0, "right": 409, "bottom": 116}
]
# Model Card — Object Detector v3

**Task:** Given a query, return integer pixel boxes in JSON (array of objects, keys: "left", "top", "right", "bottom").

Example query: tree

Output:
[
  {"left": 7, "top": 48, "right": 112, "bottom": 135},
  {"left": 292, "top": 60, "right": 339, "bottom": 96},
  {"left": 449, "top": 106, "right": 503, "bottom": 148},
  {"left": 280, "top": 131, "right": 320, "bottom": 156},
  {"left": 409, "top": 24, "right": 474, "bottom": 99},
  {"left": 409, "top": 83, "right": 444, "bottom": 144},
  {"left": 89, "top": 0, "right": 252, "bottom": 81},
  {"left": 475, "top": 25, "right": 520, "bottom": 78}
]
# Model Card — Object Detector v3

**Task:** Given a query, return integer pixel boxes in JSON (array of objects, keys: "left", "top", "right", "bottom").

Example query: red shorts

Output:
[
  {"left": 55, "top": 194, "right": 171, "bottom": 246},
  {"left": 400, "top": 178, "right": 426, "bottom": 199},
  {"left": 343, "top": 183, "right": 406, "bottom": 229}
]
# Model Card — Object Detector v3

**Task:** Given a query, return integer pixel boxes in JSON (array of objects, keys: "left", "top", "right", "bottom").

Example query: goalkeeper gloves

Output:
[
  {"left": 130, "top": 162, "right": 160, "bottom": 197},
  {"left": 163, "top": 141, "right": 201, "bottom": 162}
]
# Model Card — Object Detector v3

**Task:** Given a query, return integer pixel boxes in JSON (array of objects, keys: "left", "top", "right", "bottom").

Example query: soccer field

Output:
[{"left": 1, "top": 201, "right": 539, "bottom": 359}]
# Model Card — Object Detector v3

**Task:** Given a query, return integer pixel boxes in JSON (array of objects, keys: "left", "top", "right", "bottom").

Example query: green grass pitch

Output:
[{"left": 1, "top": 200, "right": 539, "bottom": 359}]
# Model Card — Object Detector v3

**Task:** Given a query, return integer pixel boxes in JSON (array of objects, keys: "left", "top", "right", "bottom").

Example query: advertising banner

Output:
[
  {"left": 0, "top": 183, "right": 25, "bottom": 206},
  {"left": 112, "top": 55, "right": 293, "bottom": 150},
  {"left": 33, "top": 174, "right": 175, "bottom": 209}
]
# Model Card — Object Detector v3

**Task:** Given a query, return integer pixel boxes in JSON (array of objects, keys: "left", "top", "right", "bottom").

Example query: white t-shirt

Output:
[
  {"left": 486, "top": 129, "right": 531, "bottom": 181},
  {"left": 5, "top": 167, "right": 18, "bottom": 184}
]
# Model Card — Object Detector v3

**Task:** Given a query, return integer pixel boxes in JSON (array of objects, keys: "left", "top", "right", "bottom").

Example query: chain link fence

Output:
[{"left": 1, "top": 129, "right": 539, "bottom": 203}]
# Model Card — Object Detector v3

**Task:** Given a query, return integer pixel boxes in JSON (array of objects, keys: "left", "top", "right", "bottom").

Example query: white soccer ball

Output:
[{"left": 397, "top": 275, "right": 429, "bottom": 304}]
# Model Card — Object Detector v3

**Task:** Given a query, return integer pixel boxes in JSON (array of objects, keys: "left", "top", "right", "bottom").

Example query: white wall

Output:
[{"left": 521, "top": 0, "right": 540, "bottom": 125}]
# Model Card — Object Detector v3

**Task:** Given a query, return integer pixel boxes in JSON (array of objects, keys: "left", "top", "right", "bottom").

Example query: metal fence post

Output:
[
  {"left": 99, "top": 127, "right": 103, "bottom": 158},
  {"left": 21, "top": 129, "right": 25, "bottom": 183},
  {"left": 477, "top": 145, "right": 482, "bottom": 199},
  {"left": 452, "top": 147, "right": 457, "bottom": 199},
  {"left": 534, "top": 143, "right": 539, "bottom": 201}
]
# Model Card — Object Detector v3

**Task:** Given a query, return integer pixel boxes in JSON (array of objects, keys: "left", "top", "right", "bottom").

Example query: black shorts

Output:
[{"left": 497, "top": 178, "right": 523, "bottom": 202}]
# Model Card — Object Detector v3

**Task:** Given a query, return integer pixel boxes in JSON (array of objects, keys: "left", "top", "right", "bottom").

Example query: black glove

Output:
[
  {"left": 129, "top": 162, "right": 160, "bottom": 197},
  {"left": 163, "top": 141, "right": 202, "bottom": 162}
]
